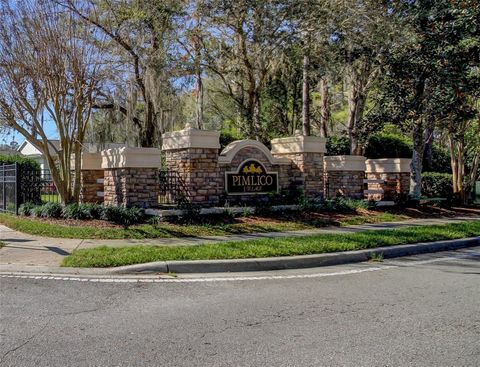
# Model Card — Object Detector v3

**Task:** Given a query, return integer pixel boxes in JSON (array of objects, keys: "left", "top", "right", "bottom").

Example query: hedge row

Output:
[{"left": 19, "top": 202, "right": 145, "bottom": 227}]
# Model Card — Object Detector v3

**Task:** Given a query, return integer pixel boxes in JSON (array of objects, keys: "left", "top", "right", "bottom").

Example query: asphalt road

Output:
[{"left": 1, "top": 248, "right": 479, "bottom": 367}]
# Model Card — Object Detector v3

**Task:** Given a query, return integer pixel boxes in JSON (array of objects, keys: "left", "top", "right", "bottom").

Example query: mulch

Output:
[{"left": 20, "top": 204, "right": 479, "bottom": 229}]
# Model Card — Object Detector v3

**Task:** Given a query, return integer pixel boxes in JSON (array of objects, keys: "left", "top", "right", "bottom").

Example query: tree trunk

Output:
[
  {"left": 195, "top": 70, "right": 204, "bottom": 130},
  {"left": 319, "top": 77, "right": 329, "bottom": 138},
  {"left": 423, "top": 122, "right": 434, "bottom": 171},
  {"left": 302, "top": 53, "right": 311, "bottom": 136},
  {"left": 346, "top": 77, "right": 366, "bottom": 155},
  {"left": 410, "top": 119, "right": 426, "bottom": 200},
  {"left": 141, "top": 100, "right": 156, "bottom": 147},
  {"left": 253, "top": 94, "right": 262, "bottom": 141}
]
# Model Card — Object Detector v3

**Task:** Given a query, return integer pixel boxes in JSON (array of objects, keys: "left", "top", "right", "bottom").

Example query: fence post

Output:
[
  {"left": 2, "top": 164, "right": 5, "bottom": 213},
  {"left": 15, "top": 163, "right": 20, "bottom": 215}
]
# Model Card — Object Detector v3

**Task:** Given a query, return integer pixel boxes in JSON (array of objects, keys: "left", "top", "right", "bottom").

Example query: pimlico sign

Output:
[{"left": 225, "top": 159, "right": 278, "bottom": 194}]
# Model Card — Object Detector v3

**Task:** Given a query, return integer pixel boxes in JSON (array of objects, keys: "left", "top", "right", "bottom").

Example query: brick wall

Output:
[
  {"left": 165, "top": 148, "right": 221, "bottom": 205},
  {"left": 103, "top": 168, "right": 159, "bottom": 207},
  {"left": 324, "top": 170, "right": 365, "bottom": 199},
  {"left": 366, "top": 172, "right": 410, "bottom": 201},
  {"left": 80, "top": 170, "right": 104, "bottom": 203},
  {"left": 276, "top": 152, "right": 324, "bottom": 198}
]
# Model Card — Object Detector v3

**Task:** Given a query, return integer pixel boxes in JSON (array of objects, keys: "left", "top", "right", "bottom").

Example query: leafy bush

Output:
[
  {"left": 297, "top": 196, "right": 370, "bottom": 213},
  {"left": 85, "top": 203, "right": 104, "bottom": 220},
  {"left": 0, "top": 154, "right": 40, "bottom": 171},
  {"left": 32, "top": 202, "right": 63, "bottom": 218},
  {"left": 62, "top": 203, "right": 104, "bottom": 220},
  {"left": 102, "top": 205, "right": 145, "bottom": 227},
  {"left": 326, "top": 136, "right": 350, "bottom": 156},
  {"left": 322, "top": 197, "right": 370, "bottom": 213},
  {"left": 297, "top": 196, "right": 319, "bottom": 212},
  {"left": 421, "top": 172, "right": 453, "bottom": 200},
  {"left": 365, "top": 133, "right": 412, "bottom": 159},
  {"left": 423, "top": 145, "right": 451, "bottom": 173},
  {"left": 220, "top": 130, "right": 241, "bottom": 150},
  {"left": 18, "top": 202, "right": 35, "bottom": 216},
  {"left": 101, "top": 205, "right": 123, "bottom": 222}
]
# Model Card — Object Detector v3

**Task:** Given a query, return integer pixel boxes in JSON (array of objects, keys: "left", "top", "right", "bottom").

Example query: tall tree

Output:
[
  {"left": 332, "top": 0, "right": 402, "bottom": 154},
  {"left": 372, "top": 0, "right": 480, "bottom": 200},
  {"left": 0, "top": 0, "right": 106, "bottom": 204},
  {"left": 59, "top": 0, "right": 185, "bottom": 147},
  {"left": 199, "top": 0, "right": 296, "bottom": 140}
]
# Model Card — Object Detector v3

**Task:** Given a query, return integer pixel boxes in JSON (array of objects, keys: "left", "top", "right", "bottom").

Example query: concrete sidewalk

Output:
[{"left": 1, "top": 216, "right": 478, "bottom": 267}]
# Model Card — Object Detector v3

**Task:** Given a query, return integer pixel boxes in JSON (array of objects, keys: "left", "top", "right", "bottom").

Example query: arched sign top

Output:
[
  {"left": 225, "top": 159, "right": 278, "bottom": 195},
  {"left": 219, "top": 139, "right": 290, "bottom": 165}
]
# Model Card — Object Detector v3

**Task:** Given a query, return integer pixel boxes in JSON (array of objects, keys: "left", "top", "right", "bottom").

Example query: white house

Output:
[
  {"left": 17, "top": 140, "right": 61, "bottom": 171},
  {"left": 18, "top": 140, "right": 124, "bottom": 171}
]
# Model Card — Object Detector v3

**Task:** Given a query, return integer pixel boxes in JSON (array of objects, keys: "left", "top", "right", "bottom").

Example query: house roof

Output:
[
  {"left": 18, "top": 140, "right": 124, "bottom": 157},
  {"left": 18, "top": 140, "right": 60, "bottom": 157}
]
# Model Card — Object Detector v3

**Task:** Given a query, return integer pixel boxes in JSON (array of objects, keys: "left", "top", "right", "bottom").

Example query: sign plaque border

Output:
[{"left": 225, "top": 159, "right": 279, "bottom": 195}]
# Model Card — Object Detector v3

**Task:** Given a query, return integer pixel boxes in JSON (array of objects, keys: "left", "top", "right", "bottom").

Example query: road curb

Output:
[{"left": 110, "top": 237, "right": 480, "bottom": 274}]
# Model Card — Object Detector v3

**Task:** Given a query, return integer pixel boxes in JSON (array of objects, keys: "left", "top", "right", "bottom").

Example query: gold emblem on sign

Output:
[{"left": 242, "top": 163, "right": 263, "bottom": 174}]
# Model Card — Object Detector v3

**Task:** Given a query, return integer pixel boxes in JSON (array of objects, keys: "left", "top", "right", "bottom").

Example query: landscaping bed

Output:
[
  {"left": 0, "top": 210, "right": 403, "bottom": 239},
  {"left": 1, "top": 204, "right": 478, "bottom": 240},
  {"left": 61, "top": 221, "right": 480, "bottom": 268}
]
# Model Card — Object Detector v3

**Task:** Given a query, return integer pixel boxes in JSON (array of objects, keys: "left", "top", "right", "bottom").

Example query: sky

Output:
[{"left": 1, "top": 118, "right": 58, "bottom": 147}]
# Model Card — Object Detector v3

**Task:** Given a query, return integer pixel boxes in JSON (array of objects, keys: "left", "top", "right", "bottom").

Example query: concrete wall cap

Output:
[
  {"left": 366, "top": 158, "right": 411, "bottom": 173},
  {"left": 324, "top": 155, "right": 366, "bottom": 171},
  {"left": 101, "top": 147, "right": 162, "bottom": 169},
  {"left": 162, "top": 127, "right": 220, "bottom": 150},
  {"left": 76, "top": 152, "right": 103, "bottom": 170},
  {"left": 271, "top": 135, "right": 326, "bottom": 154},
  {"left": 218, "top": 139, "right": 290, "bottom": 165}
]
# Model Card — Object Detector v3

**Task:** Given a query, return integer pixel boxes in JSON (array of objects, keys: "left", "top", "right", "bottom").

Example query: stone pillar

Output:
[
  {"left": 71, "top": 152, "right": 105, "bottom": 203},
  {"left": 365, "top": 158, "right": 411, "bottom": 201},
  {"left": 162, "top": 125, "right": 221, "bottom": 205},
  {"left": 80, "top": 153, "right": 104, "bottom": 203},
  {"left": 101, "top": 147, "right": 161, "bottom": 208},
  {"left": 271, "top": 134, "right": 326, "bottom": 198},
  {"left": 324, "top": 155, "right": 366, "bottom": 199}
]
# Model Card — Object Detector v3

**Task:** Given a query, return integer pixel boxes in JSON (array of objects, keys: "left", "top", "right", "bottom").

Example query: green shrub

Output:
[
  {"left": 220, "top": 130, "right": 241, "bottom": 150},
  {"left": 101, "top": 205, "right": 145, "bottom": 227},
  {"left": 297, "top": 197, "right": 370, "bottom": 214},
  {"left": 421, "top": 172, "right": 453, "bottom": 200},
  {"left": 322, "top": 197, "right": 369, "bottom": 212},
  {"left": 62, "top": 203, "right": 104, "bottom": 220},
  {"left": 101, "top": 205, "right": 123, "bottom": 222},
  {"left": 423, "top": 145, "right": 451, "bottom": 173},
  {"left": 85, "top": 203, "right": 104, "bottom": 220},
  {"left": 120, "top": 207, "right": 145, "bottom": 227},
  {"left": 32, "top": 202, "right": 63, "bottom": 218},
  {"left": 365, "top": 133, "right": 412, "bottom": 159},
  {"left": 18, "top": 202, "right": 35, "bottom": 216},
  {"left": 297, "top": 196, "right": 320, "bottom": 212},
  {"left": 326, "top": 136, "right": 350, "bottom": 156}
]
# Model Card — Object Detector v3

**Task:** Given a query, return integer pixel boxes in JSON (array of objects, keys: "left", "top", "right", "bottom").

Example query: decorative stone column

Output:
[
  {"left": 78, "top": 152, "right": 104, "bottom": 203},
  {"left": 101, "top": 147, "right": 161, "bottom": 208},
  {"left": 271, "top": 133, "right": 326, "bottom": 198},
  {"left": 324, "top": 155, "right": 366, "bottom": 199},
  {"left": 365, "top": 158, "right": 411, "bottom": 201},
  {"left": 162, "top": 125, "right": 221, "bottom": 205}
]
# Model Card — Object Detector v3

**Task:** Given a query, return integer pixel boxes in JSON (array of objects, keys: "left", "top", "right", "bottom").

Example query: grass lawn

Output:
[
  {"left": 62, "top": 221, "right": 480, "bottom": 268},
  {"left": 0, "top": 212, "right": 405, "bottom": 240},
  {"left": 41, "top": 194, "right": 60, "bottom": 203}
]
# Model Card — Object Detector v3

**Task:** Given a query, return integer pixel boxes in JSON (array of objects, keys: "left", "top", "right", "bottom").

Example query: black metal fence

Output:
[
  {"left": 0, "top": 164, "right": 19, "bottom": 214},
  {"left": 158, "top": 169, "right": 191, "bottom": 205},
  {"left": 38, "top": 169, "right": 60, "bottom": 203}
]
